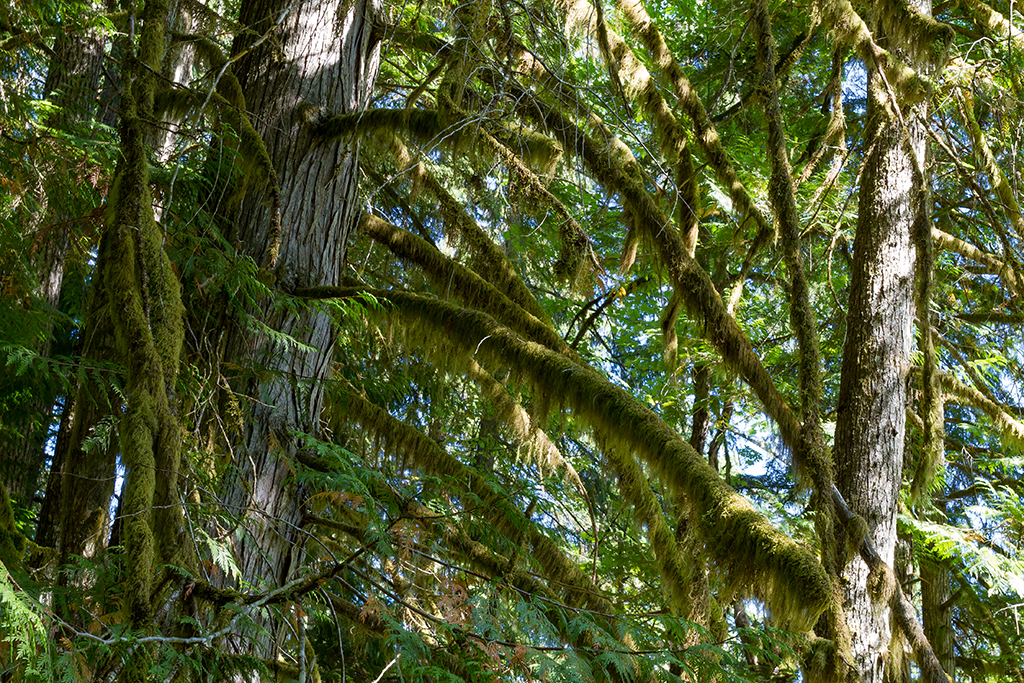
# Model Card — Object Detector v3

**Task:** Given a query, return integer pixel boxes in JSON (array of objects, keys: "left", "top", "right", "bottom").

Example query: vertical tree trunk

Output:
[
  {"left": 834, "top": 22, "right": 928, "bottom": 683},
  {"left": 217, "top": 0, "right": 380, "bottom": 663},
  {"left": 1, "top": 21, "right": 105, "bottom": 509},
  {"left": 922, "top": 502, "right": 955, "bottom": 679}
]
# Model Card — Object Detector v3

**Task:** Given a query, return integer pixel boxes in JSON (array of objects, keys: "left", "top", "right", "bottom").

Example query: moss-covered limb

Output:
[
  {"left": 587, "top": 0, "right": 773, "bottom": 318},
  {"left": 598, "top": 435, "right": 700, "bottom": 619},
  {"left": 812, "top": 0, "right": 934, "bottom": 105},
  {"left": 339, "top": 388, "right": 618, "bottom": 620},
  {"left": 959, "top": 88, "right": 1024, "bottom": 243},
  {"left": 752, "top": 0, "right": 824, "bottom": 429},
  {"left": 934, "top": 370, "right": 1024, "bottom": 448},
  {"left": 498, "top": 73, "right": 806, "bottom": 461},
  {"left": 797, "top": 47, "right": 848, "bottom": 187},
  {"left": 609, "top": 0, "right": 774, "bottom": 243},
  {"left": 161, "top": 32, "right": 282, "bottom": 268},
  {"left": 466, "top": 359, "right": 590, "bottom": 502},
  {"left": 478, "top": 127, "right": 595, "bottom": 284},
  {"left": 304, "top": 287, "right": 832, "bottom": 629},
  {"left": 866, "top": 0, "right": 955, "bottom": 65},
  {"left": 437, "top": 0, "right": 491, "bottom": 116},
  {"left": 360, "top": 125, "right": 551, "bottom": 326},
  {"left": 827, "top": 486, "right": 949, "bottom": 683},
  {"left": 957, "top": 0, "right": 1024, "bottom": 48},
  {"left": 360, "top": 214, "right": 570, "bottom": 355},
  {"left": 954, "top": 311, "right": 1024, "bottom": 323},
  {"left": 713, "top": 26, "right": 819, "bottom": 124},
  {"left": 931, "top": 226, "right": 1024, "bottom": 295},
  {"left": 910, "top": 169, "right": 942, "bottom": 505}
]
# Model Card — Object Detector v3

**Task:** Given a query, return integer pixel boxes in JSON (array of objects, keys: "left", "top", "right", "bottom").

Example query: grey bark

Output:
[
  {"left": 217, "top": 0, "right": 380, "bottom": 666},
  {"left": 834, "top": 11, "right": 928, "bottom": 683}
]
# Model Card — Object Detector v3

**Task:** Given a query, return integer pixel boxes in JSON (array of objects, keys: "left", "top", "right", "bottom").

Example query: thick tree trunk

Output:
[
  {"left": 217, "top": 0, "right": 380, "bottom": 665},
  {"left": 834, "top": 26, "right": 927, "bottom": 683}
]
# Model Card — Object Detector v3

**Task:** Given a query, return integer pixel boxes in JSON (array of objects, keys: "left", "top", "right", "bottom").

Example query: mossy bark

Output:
[{"left": 833, "top": 1, "right": 926, "bottom": 677}]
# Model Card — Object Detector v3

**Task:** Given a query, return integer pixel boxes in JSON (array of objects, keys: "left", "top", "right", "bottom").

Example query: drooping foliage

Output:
[{"left": 2, "top": 0, "right": 1024, "bottom": 680}]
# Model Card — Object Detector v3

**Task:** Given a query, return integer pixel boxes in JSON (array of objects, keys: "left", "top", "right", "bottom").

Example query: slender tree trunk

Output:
[
  {"left": 922, "top": 502, "right": 955, "bottom": 679},
  {"left": 834, "top": 27, "right": 926, "bottom": 683},
  {"left": 1, "top": 20, "right": 105, "bottom": 508},
  {"left": 217, "top": 0, "right": 380, "bottom": 665}
]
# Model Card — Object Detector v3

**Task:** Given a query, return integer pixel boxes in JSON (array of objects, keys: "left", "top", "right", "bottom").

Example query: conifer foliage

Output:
[{"left": 2, "top": 0, "right": 1024, "bottom": 680}]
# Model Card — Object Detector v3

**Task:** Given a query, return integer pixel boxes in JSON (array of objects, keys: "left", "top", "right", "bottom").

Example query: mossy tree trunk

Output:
[
  {"left": 215, "top": 0, "right": 380, "bottom": 665},
  {"left": 834, "top": 10, "right": 930, "bottom": 682}
]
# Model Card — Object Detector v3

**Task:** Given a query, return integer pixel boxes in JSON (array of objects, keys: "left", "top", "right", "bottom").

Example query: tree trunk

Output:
[
  {"left": 922, "top": 503, "right": 955, "bottom": 679},
  {"left": 216, "top": 0, "right": 380, "bottom": 665},
  {"left": 834, "top": 30, "right": 925, "bottom": 683},
  {"left": 1, "top": 20, "right": 105, "bottom": 509}
]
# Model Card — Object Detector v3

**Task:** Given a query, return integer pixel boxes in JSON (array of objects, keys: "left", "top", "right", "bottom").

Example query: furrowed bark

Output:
[{"left": 215, "top": 0, "right": 380, "bottom": 670}]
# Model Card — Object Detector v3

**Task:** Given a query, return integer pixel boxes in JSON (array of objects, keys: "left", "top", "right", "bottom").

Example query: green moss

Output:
[{"left": 305, "top": 287, "right": 834, "bottom": 630}]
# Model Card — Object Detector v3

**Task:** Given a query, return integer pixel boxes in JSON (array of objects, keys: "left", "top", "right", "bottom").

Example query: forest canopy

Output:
[{"left": 2, "top": 0, "right": 1024, "bottom": 680}]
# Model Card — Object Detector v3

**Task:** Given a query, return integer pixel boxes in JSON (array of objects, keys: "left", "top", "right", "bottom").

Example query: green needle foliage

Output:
[{"left": 2, "top": 0, "right": 1024, "bottom": 681}]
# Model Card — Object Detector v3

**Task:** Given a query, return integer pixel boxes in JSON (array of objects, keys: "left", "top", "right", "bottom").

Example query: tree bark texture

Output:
[
  {"left": 218, "top": 0, "right": 380, "bottom": 662},
  {"left": 835, "top": 18, "right": 927, "bottom": 683}
]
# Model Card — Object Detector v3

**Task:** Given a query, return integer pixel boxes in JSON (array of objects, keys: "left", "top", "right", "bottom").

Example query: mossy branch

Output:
[
  {"left": 931, "top": 226, "right": 1024, "bottom": 296},
  {"left": 465, "top": 358, "right": 590, "bottom": 500},
  {"left": 299, "top": 286, "right": 833, "bottom": 630},
  {"left": 959, "top": 88, "right": 1024, "bottom": 244},
  {"left": 611, "top": 0, "right": 774, "bottom": 247},
  {"left": 362, "top": 128, "right": 551, "bottom": 325},
  {"left": 959, "top": 0, "right": 1024, "bottom": 49},
  {"left": 498, "top": 68, "right": 807, "bottom": 464},
  {"left": 360, "top": 214, "right": 567, "bottom": 354},
  {"left": 934, "top": 370, "right": 1024, "bottom": 449},
  {"left": 909, "top": 128, "right": 942, "bottom": 508},
  {"left": 867, "top": 0, "right": 955, "bottom": 65},
  {"left": 339, "top": 388, "right": 618, "bottom": 619},
  {"left": 164, "top": 32, "right": 283, "bottom": 267},
  {"left": 812, "top": 0, "right": 936, "bottom": 105},
  {"left": 752, "top": 0, "right": 825, "bottom": 430}
]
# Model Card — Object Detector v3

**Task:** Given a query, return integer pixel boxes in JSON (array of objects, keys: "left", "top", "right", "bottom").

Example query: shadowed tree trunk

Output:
[
  {"left": 216, "top": 0, "right": 381, "bottom": 665},
  {"left": 922, "top": 502, "right": 955, "bottom": 679},
  {"left": 2, "top": 18, "right": 105, "bottom": 510}
]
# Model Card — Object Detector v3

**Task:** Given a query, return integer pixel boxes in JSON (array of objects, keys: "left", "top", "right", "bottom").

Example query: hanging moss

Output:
[
  {"left": 341, "top": 389, "right": 616, "bottom": 618},
  {"left": 359, "top": 214, "right": 570, "bottom": 356},
  {"left": 302, "top": 286, "right": 833, "bottom": 630},
  {"left": 610, "top": 0, "right": 775, "bottom": 246},
  {"left": 811, "top": 0, "right": 937, "bottom": 105}
]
